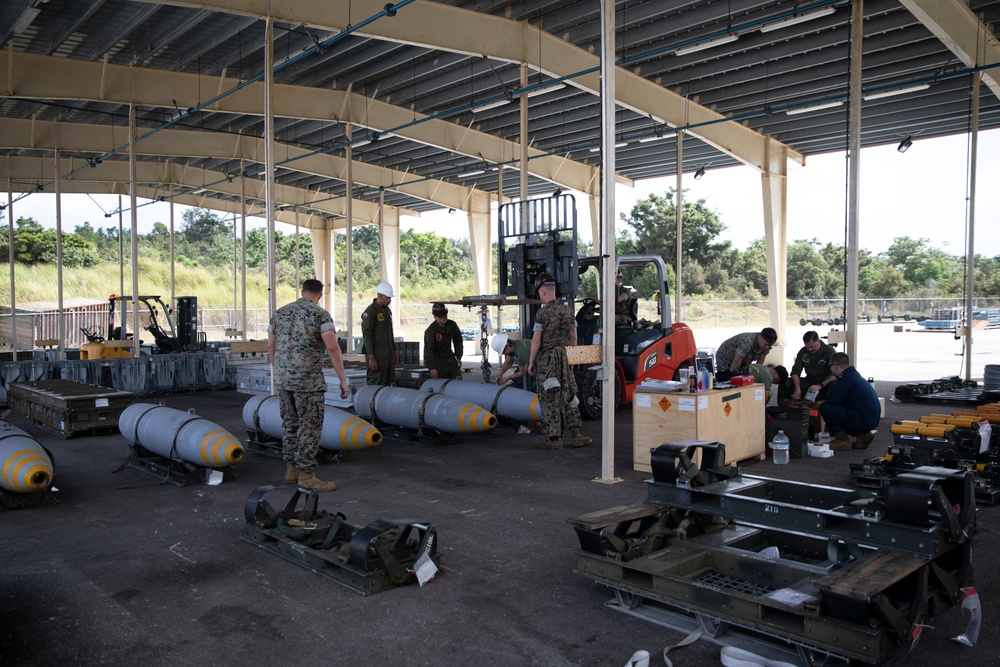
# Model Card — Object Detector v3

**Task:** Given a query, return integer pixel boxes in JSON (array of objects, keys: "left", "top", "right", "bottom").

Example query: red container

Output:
[{"left": 730, "top": 375, "right": 755, "bottom": 387}]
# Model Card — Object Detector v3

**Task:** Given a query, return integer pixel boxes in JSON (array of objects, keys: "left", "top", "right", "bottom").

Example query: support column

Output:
[
  {"left": 675, "top": 132, "right": 683, "bottom": 322},
  {"left": 264, "top": 15, "right": 277, "bottom": 318},
  {"left": 6, "top": 182, "right": 14, "bottom": 351},
  {"left": 346, "top": 123, "right": 355, "bottom": 346},
  {"left": 597, "top": 0, "right": 620, "bottom": 484},
  {"left": 845, "top": 0, "right": 864, "bottom": 362},
  {"left": 467, "top": 190, "right": 492, "bottom": 295},
  {"left": 761, "top": 137, "right": 789, "bottom": 364},
  {"left": 310, "top": 225, "right": 333, "bottom": 318},
  {"left": 588, "top": 195, "right": 599, "bottom": 253},
  {"left": 965, "top": 69, "right": 981, "bottom": 381},
  {"left": 128, "top": 102, "right": 140, "bottom": 358},
  {"left": 54, "top": 143, "right": 64, "bottom": 358}
]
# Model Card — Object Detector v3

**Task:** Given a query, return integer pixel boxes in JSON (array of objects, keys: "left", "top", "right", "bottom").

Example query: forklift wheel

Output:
[{"left": 577, "top": 368, "right": 622, "bottom": 421}]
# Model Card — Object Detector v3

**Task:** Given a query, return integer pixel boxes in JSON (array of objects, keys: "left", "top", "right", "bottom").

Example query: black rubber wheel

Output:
[
  {"left": 813, "top": 318, "right": 824, "bottom": 326},
  {"left": 577, "top": 367, "right": 622, "bottom": 420},
  {"left": 799, "top": 318, "right": 807, "bottom": 326}
]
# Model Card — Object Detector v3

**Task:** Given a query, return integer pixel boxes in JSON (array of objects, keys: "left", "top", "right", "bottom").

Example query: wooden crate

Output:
[{"left": 632, "top": 385, "right": 766, "bottom": 472}]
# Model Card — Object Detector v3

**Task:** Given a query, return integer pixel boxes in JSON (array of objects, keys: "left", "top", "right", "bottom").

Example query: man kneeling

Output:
[{"left": 819, "top": 352, "right": 880, "bottom": 451}]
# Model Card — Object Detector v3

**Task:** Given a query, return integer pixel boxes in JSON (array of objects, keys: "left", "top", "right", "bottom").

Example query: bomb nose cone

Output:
[
  {"left": 0, "top": 426, "right": 54, "bottom": 493},
  {"left": 354, "top": 385, "right": 497, "bottom": 434},
  {"left": 121, "top": 404, "right": 245, "bottom": 468},
  {"left": 243, "top": 396, "right": 382, "bottom": 452}
]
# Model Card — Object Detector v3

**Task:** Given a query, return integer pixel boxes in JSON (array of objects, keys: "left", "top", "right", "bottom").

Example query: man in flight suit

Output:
[
  {"left": 361, "top": 281, "right": 398, "bottom": 386},
  {"left": 424, "top": 302, "right": 463, "bottom": 380}
]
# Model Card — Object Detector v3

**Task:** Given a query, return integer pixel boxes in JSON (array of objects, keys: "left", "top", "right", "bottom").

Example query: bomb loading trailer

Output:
[{"left": 569, "top": 441, "right": 974, "bottom": 666}]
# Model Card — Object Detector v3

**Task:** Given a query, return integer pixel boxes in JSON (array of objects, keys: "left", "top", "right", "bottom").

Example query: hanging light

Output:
[
  {"left": 786, "top": 100, "right": 843, "bottom": 115},
  {"left": 862, "top": 83, "right": 931, "bottom": 101},
  {"left": 693, "top": 167, "right": 706, "bottom": 180},
  {"left": 470, "top": 97, "right": 512, "bottom": 113},
  {"left": 525, "top": 82, "right": 567, "bottom": 98},
  {"left": 674, "top": 34, "right": 738, "bottom": 56},
  {"left": 759, "top": 7, "right": 836, "bottom": 33},
  {"left": 897, "top": 136, "right": 913, "bottom": 153}
]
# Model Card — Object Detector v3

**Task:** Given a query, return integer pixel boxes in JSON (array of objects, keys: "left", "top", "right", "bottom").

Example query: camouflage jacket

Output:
[
  {"left": 361, "top": 299, "right": 395, "bottom": 362},
  {"left": 268, "top": 297, "right": 335, "bottom": 392},
  {"left": 423, "top": 319, "right": 463, "bottom": 370}
]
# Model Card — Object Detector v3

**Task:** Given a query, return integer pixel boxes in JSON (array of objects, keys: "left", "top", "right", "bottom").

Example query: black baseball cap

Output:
[{"left": 432, "top": 302, "right": 448, "bottom": 316}]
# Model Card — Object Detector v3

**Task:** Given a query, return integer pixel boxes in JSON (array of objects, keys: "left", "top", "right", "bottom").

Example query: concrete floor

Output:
[{"left": 1, "top": 379, "right": 996, "bottom": 667}]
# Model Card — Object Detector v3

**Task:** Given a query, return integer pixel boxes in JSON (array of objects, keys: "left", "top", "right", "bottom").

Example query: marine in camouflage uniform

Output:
[
  {"left": 361, "top": 287, "right": 397, "bottom": 386},
  {"left": 424, "top": 303, "right": 463, "bottom": 380},
  {"left": 267, "top": 279, "right": 349, "bottom": 491},
  {"left": 715, "top": 328, "right": 776, "bottom": 378},
  {"left": 529, "top": 275, "right": 589, "bottom": 448},
  {"left": 614, "top": 274, "right": 634, "bottom": 326}
]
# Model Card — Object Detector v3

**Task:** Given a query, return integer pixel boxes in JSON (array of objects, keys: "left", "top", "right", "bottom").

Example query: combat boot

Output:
[
  {"left": 297, "top": 471, "right": 337, "bottom": 492},
  {"left": 829, "top": 432, "right": 853, "bottom": 451},
  {"left": 853, "top": 430, "right": 876, "bottom": 450},
  {"left": 284, "top": 462, "right": 299, "bottom": 484},
  {"left": 565, "top": 428, "right": 592, "bottom": 448},
  {"left": 536, "top": 437, "right": 561, "bottom": 450}
]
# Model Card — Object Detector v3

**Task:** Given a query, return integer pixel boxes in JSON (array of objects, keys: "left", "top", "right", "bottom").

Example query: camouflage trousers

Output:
[
  {"left": 535, "top": 346, "right": 581, "bottom": 439},
  {"left": 278, "top": 389, "right": 325, "bottom": 473}
]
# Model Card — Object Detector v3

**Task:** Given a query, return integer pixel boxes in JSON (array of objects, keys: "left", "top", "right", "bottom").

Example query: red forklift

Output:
[{"left": 573, "top": 254, "right": 698, "bottom": 419}]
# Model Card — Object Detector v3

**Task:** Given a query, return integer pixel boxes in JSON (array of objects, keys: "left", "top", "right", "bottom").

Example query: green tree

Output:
[
  {"left": 8, "top": 217, "right": 99, "bottom": 267},
  {"left": 786, "top": 239, "right": 828, "bottom": 298},
  {"left": 619, "top": 188, "right": 733, "bottom": 296}
]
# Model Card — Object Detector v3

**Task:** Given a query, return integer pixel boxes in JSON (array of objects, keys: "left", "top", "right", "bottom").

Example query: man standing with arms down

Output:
[
  {"left": 268, "top": 279, "right": 349, "bottom": 492},
  {"left": 361, "top": 282, "right": 398, "bottom": 386},
  {"left": 528, "top": 274, "right": 591, "bottom": 450},
  {"left": 424, "top": 302, "right": 463, "bottom": 380}
]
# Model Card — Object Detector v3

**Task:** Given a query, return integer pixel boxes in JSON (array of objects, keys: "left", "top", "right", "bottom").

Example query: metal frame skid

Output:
[
  {"left": 241, "top": 484, "right": 440, "bottom": 595},
  {"left": 568, "top": 440, "right": 975, "bottom": 666}
]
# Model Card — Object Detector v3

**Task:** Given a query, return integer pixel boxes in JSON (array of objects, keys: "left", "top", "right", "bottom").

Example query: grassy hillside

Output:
[{"left": 1, "top": 260, "right": 299, "bottom": 307}]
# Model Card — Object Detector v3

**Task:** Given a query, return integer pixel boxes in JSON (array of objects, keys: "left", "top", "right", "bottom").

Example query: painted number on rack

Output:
[{"left": 764, "top": 504, "right": 779, "bottom": 514}]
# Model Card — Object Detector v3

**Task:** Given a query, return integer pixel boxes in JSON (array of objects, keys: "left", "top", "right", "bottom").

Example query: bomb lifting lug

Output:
[{"left": 240, "top": 485, "right": 441, "bottom": 595}]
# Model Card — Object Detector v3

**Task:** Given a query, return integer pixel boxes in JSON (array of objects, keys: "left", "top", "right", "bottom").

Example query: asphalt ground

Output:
[{"left": 2, "top": 353, "right": 998, "bottom": 665}]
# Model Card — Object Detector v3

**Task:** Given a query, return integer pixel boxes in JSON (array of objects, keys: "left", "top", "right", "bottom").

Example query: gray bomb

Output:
[
  {"left": 354, "top": 385, "right": 497, "bottom": 433},
  {"left": 242, "top": 395, "right": 382, "bottom": 451},
  {"left": 420, "top": 379, "right": 541, "bottom": 423},
  {"left": 0, "top": 425, "right": 53, "bottom": 493},
  {"left": 120, "top": 403, "right": 245, "bottom": 467}
]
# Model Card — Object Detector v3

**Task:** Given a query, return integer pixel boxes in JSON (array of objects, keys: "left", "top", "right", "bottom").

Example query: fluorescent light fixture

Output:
[
  {"left": 457, "top": 169, "right": 485, "bottom": 178},
  {"left": 759, "top": 6, "right": 835, "bottom": 33},
  {"left": 862, "top": 83, "right": 930, "bottom": 101},
  {"left": 897, "top": 136, "right": 913, "bottom": 153},
  {"left": 674, "top": 34, "right": 738, "bottom": 56},
  {"left": 589, "top": 146, "right": 600, "bottom": 153},
  {"left": 526, "top": 82, "right": 566, "bottom": 98},
  {"left": 786, "top": 100, "right": 843, "bottom": 115},
  {"left": 615, "top": 141, "right": 628, "bottom": 148},
  {"left": 638, "top": 134, "right": 666, "bottom": 144},
  {"left": 352, "top": 138, "right": 372, "bottom": 148},
  {"left": 470, "top": 98, "right": 512, "bottom": 113},
  {"left": 12, "top": 6, "right": 40, "bottom": 34}
]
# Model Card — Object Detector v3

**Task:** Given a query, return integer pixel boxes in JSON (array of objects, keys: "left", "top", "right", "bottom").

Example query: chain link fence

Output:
[{"left": 3, "top": 295, "right": 998, "bottom": 351}]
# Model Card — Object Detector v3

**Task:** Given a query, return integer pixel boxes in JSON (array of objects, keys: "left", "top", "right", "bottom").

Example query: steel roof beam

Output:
[
  {"left": 900, "top": 0, "right": 1000, "bottom": 101},
  {"left": 133, "top": 0, "right": 802, "bottom": 171},
  {"left": 0, "top": 117, "right": 479, "bottom": 212},
  {"left": 0, "top": 155, "right": 415, "bottom": 227},
  {"left": 0, "top": 50, "right": 612, "bottom": 195}
]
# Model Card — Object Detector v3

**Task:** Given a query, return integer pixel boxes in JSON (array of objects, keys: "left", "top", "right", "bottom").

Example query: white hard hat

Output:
[
  {"left": 376, "top": 281, "right": 394, "bottom": 297},
  {"left": 491, "top": 333, "right": 509, "bottom": 356}
]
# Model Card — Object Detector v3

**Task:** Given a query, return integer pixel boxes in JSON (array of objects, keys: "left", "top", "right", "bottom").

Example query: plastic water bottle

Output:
[{"left": 771, "top": 430, "right": 790, "bottom": 465}]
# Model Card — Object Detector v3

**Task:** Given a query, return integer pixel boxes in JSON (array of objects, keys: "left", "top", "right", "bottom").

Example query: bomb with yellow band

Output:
[
  {"left": 354, "top": 385, "right": 496, "bottom": 433},
  {"left": 0, "top": 424, "right": 54, "bottom": 496},
  {"left": 420, "top": 378, "right": 541, "bottom": 424},
  {"left": 242, "top": 395, "right": 382, "bottom": 452},
  {"left": 119, "top": 403, "right": 245, "bottom": 468}
]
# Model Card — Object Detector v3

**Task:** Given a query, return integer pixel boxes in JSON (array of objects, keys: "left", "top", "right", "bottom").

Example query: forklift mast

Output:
[{"left": 497, "top": 194, "right": 579, "bottom": 333}]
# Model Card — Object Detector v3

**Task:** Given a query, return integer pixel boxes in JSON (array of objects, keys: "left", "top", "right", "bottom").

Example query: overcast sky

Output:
[{"left": 5, "top": 128, "right": 998, "bottom": 257}]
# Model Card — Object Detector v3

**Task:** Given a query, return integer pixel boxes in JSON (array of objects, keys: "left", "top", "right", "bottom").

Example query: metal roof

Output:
[{"left": 1, "top": 0, "right": 998, "bottom": 227}]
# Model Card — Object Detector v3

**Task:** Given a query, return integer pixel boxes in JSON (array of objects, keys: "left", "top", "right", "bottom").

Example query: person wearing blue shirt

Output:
[{"left": 820, "top": 352, "right": 880, "bottom": 451}]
